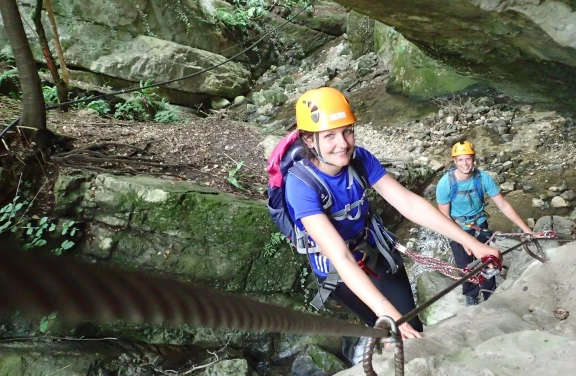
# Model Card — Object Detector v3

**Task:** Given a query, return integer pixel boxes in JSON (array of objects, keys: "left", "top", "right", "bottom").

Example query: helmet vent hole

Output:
[{"left": 311, "top": 113, "right": 320, "bottom": 123}]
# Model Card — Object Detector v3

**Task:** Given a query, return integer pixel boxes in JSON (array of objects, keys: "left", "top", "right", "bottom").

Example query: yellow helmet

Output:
[
  {"left": 451, "top": 141, "right": 475, "bottom": 157},
  {"left": 296, "top": 87, "right": 356, "bottom": 132}
]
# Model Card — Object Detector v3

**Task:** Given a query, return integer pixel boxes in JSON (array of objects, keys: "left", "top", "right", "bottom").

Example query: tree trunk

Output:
[
  {"left": 0, "top": 0, "right": 46, "bottom": 133},
  {"left": 45, "top": 0, "right": 70, "bottom": 86},
  {"left": 32, "top": 0, "right": 68, "bottom": 106}
]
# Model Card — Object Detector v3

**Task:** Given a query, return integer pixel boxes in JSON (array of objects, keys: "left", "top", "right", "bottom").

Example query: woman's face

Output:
[{"left": 307, "top": 125, "right": 355, "bottom": 167}]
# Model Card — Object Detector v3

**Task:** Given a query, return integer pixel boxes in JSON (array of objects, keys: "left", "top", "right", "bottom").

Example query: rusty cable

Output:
[{"left": 0, "top": 249, "right": 389, "bottom": 339}]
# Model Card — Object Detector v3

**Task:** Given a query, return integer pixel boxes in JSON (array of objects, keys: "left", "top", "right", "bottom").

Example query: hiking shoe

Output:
[{"left": 465, "top": 296, "right": 479, "bottom": 306}]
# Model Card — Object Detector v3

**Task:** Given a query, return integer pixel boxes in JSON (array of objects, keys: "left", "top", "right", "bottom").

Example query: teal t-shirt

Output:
[{"left": 436, "top": 169, "right": 500, "bottom": 229}]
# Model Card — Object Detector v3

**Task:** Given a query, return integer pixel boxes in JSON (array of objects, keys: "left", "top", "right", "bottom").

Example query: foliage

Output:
[
  {"left": 263, "top": 231, "right": 290, "bottom": 257},
  {"left": 39, "top": 311, "right": 58, "bottom": 334},
  {"left": 214, "top": 0, "right": 308, "bottom": 32},
  {"left": 1, "top": 193, "right": 78, "bottom": 256},
  {"left": 0, "top": 68, "right": 18, "bottom": 85},
  {"left": 114, "top": 98, "right": 151, "bottom": 121},
  {"left": 113, "top": 80, "right": 180, "bottom": 123},
  {"left": 227, "top": 160, "right": 245, "bottom": 189},
  {"left": 154, "top": 108, "right": 181, "bottom": 123},
  {"left": 0, "top": 195, "right": 26, "bottom": 233},
  {"left": 215, "top": 0, "right": 268, "bottom": 32},
  {"left": 87, "top": 99, "right": 111, "bottom": 116},
  {"left": 42, "top": 85, "right": 59, "bottom": 104}
]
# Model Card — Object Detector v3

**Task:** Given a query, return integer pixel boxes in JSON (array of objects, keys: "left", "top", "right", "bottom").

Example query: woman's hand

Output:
[
  {"left": 398, "top": 322, "right": 422, "bottom": 339},
  {"left": 469, "top": 241, "right": 501, "bottom": 261}
]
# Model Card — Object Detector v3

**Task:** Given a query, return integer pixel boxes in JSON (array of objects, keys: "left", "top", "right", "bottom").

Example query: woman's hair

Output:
[{"left": 298, "top": 131, "right": 317, "bottom": 160}]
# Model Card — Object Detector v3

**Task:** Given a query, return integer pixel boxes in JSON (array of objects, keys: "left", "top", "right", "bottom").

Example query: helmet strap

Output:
[{"left": 312, "top": 133, "right": 334, "bottom": 165}]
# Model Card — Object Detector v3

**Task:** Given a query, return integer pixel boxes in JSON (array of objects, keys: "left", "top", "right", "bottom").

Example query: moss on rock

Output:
[{"left": 375, "top": 22, "right": 477, "bottom": 99}]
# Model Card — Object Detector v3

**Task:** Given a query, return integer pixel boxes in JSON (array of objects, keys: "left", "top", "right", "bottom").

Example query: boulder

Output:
[
  {"left": 337, "top": 0, "right": 576, "bottom": 106},
  {"left": 54, "top": 173, "right": 305, "bottom": 292},
  {"left": 0, "top": 0, "right": 254, "bottom": 106}
]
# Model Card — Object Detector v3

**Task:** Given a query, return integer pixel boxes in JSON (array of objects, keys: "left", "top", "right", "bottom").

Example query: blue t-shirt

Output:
[
  {"left": 285, "top": 147, "right": 386, "bottom": 277},
  {"left": 436, "top": 169, "right": 500, "bottom": 229}
]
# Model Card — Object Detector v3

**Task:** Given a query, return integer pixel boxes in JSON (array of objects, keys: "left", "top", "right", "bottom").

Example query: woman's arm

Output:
[
  {"left": 300, "top": 214, "right": 421, "bottom": 338},
  {"left": 372, "top": 174, "right": 500, "bottom": 259}
]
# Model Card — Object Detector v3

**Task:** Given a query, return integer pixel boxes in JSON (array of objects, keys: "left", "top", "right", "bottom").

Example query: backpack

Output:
[
  {"left": 266, "top": 131, "right": 368, "bottom": 254},
  {"left": 448, "top": 167, "right": 484, "bottom": 203}
]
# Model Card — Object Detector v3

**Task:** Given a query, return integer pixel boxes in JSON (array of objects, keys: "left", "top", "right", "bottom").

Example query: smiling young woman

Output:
[{"left": 284, "top": 87, "right": 500, "bottom": 339}]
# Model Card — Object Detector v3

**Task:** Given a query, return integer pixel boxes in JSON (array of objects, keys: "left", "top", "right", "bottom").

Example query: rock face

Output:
[
  {"left": 54, "top": 173, "right": 305, "bottom": 292},
  {"left": 374, "top": 22, "right": 477, "bottom": 99},
  {"left": 337, "top": 235, "right": 576, "bottom": 375},
  {"left": 335, "top": 0, "right": 576, "bottom": 106},
  {"left": 0, "top": 0, "right": 349, "bottom": 107}
]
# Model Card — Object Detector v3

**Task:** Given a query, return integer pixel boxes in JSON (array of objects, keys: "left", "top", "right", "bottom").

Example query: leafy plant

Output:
[
  {"left": 263, "top": 231, "right": 289, "bottom": 257},
  {"left": 0, "top": 195, "right": 27, "bottom": 233},
  {"left": 1, "top": 194, "right": 78, "bottom": 256},
  {"left": 0, "top": 68, "right": 18, "bottom": 85},
  {"left": 23, "top": 218, "right": 78, "bottom": 255},
  {"left": 42, "top": 85, "right": 59, "bottom": 104},
  {"left": 114, "top": 80, "right": 172, "bottom": 122},
  {"left": 227, "top": 160, "right": 245, "bottom": 189},
  {"left": 39, "top": 311, "right": 58, "bottom": 334},
  {"left": 87, "top": 99, "right": 111, "bottom": 116},
  {"left": 214, "top": 0, "right": 268, "bottom": 32},
  {"left": 154, "top": 108, "right": 181, "bottom": 123},
  {"left": 114, "top": 98, "right": 151, "bottom": 121}
]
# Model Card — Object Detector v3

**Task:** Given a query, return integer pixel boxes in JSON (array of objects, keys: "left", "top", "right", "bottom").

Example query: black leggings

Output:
[
  {"left": 449, "top": 221, "right": 496, "bottom": 300},
  {"left": 321, "top": 253, "right": 423, "bottom": 331}
]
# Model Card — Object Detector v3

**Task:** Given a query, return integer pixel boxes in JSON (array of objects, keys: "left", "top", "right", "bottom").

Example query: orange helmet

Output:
[
  {"left": 296, "top": 87, "right": 356, "bottom": 132},
  {"left": 452, "top": 141, "right": 475, "bottom": 157}
]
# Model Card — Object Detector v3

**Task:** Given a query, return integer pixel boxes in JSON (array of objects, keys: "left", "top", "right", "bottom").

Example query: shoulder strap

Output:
[
  {"left": 473, "top": 169, "right": 484, "bottom": 202},
  {"left": 349, "top": 156, "right": 368, "bottom": 190},
  {"left": 289, "top": 161, "right": 332, "bottom": 211},
  {"left": 448, "top": 168, "right": 458, "bottom": 202}
]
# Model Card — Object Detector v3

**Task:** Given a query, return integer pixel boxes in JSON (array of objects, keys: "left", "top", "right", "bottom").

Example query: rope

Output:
[{"left": 0, "top": 0, "right": 317, "bottom": 140}]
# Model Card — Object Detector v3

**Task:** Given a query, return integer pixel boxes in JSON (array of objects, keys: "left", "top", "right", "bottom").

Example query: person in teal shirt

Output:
[{"left": 436, "top": 141, "right": 534, "bottom": 305}]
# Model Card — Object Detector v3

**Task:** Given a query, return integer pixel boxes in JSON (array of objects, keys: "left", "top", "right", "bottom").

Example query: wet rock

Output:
[
  {"left": 521, "top": 183, "right": 534, "bottom": 192},
  {"left": 211, "top": 97, "right": 230, "bottom": 110},
  {"left": 532, "top": 198, "right": 545, "bottom": 208},
  {"left": 546, "top": 190, "right": 557, "bottom": 198},
  {"left": 492, "top": 119, "right": 508, "bottom": 128},
  {"left": 500, "top": 181, "right": 515, "bottom": 192},
  {"left": 233, "top": 96, "right": 246, "bottom": 106},
  {"left": 416, "top": 271, "right": 461, "bottom": 326},
  {"left": 355, "top": 68, "right": 372, "bottom": 77},
  {"left": 561, "top": 190, "right": 576, "bottom": 201},
  {"left": 200, "top": 359, "right": 251, "bottom": 376},
  {"left": 497, "top": 152, "right": 511, "bottom": 162},
  {"left": 501, "top": 161, "right": 514, "bottom": 171},
  {"left": 428, "top": 159, "right": 445, "bottom": 172},
  {"left": 246, "top": 104, "right": 257, "bottom": 115},
  {"left": 291, "top": 345, "right": 346, "bottom": 376},
  {"left": 551, "top": 196, "right": 570, "bottom": 208},
  {"left": 512, "top": 116, "right": 535, "bottom": 125},
  {"left": 501, "top": 134, "right": 513, "bottom": 142}
]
